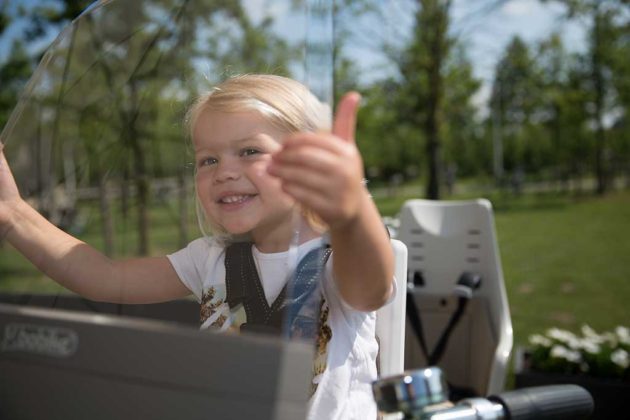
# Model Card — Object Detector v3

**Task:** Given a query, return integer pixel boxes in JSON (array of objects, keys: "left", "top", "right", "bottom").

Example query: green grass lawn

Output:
[
  {"left": 1, "top": 185, "right": 629, "bottom": 350},
  {"left": 494, "top": 191, "right": 630, "bottom": 344}
]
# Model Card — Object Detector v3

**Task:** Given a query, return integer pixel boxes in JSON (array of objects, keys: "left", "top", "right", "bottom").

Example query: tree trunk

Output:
[
  {"left": 425, "top": 100, "right": 441, "bottom": 199},
  {"left": 129, "top": 125, "right": 150, "bottom": 256},
  {"left": 37, "top": 106, "right": 55, "bottom": 220},
  {"left": 62, "top": 143, "right": 77, "bottom": 208},
  {"left": 98, "top": 176, "right": 115, "bottom": 257},
  {"left": 126, "top": 81, "right": 150, "bottom": 256},
  {"left": 136, "top": 171, "right": 150, "bottom": 256},
  {"left": 121, "top": 164, "right": 130, "bottom": 223},
  {"left": 423, "top": 0, "right": 448, "bottom": 200},
  {"left": 592, "top": 9, "right": 608, "bottom": 195}
]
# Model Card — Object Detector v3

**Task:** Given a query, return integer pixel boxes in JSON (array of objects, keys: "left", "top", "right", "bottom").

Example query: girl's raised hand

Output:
[{"left": 268, "top": 92, "right": 366, "bottom": 230}]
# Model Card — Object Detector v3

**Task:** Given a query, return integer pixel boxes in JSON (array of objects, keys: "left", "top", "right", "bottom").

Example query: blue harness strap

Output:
[{"left": 282, "top": 247, "right": 332, "bottom": 340}]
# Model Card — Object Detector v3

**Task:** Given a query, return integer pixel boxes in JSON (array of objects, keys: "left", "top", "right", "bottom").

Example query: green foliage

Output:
[
  {"left": 491, "top": 36, "right": 544, "bottom": 173},
  {"left": 202, "top": 2, "right": 295, "bottom": 76},
  {"left": 539, "top": 0, "right": 629, "bottom": 194},
  {"left": 0, "top": 41, "right": 32, "bottom": 131},
  {"left": 356, "top": 80, "right": 424, "bottom": 180},
  {"left": 0, "top": 4, "right": 9, "bottom": 35},
  {"left": 442, "top": 45, "right": 483, "bottom": 177}
]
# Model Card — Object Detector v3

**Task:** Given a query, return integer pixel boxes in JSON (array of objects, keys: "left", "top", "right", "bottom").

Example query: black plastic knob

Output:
[{"left": 488, "top": 384, "right": 594, "bottom": 420}]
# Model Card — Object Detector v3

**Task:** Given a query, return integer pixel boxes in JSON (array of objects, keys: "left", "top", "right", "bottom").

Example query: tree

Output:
[
  {"left": 400, "top": 0, "right": 454, "bottom": 199},
  {"left": 0, "top": 4, "right": 8, "bottom": 35},
  {"left": 535, "top": 33, "right": 597, "bottom": 190},
  {"left": 490, "top": 36, "right": 544, "bottom": 177},
  {"left": 0, "top": 3, "right": 34, "bottom": 136},
  {"left": 441, "top": 45, "right": 482, "bottom": 179},
  {"left": 542, "top": 0, "right": 629, "bottom": 194},
  {"left": 0, "top": 41, "right": 33, "bottom": 134},
  {"left": 336, "top": 0, "right": 483, "bottom": 193}
]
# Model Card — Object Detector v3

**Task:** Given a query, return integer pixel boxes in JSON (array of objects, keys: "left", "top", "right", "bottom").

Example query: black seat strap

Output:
[{"left": 225, "top": 242, "right": 283, "bottom": 333}]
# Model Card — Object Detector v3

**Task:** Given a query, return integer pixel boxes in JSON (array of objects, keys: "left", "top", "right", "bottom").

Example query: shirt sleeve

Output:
[{"left": 167, "top": 237, "right": 214, "bottom": 302}]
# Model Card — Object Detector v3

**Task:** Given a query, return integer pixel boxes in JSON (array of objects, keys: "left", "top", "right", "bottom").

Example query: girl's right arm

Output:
[{"left": 0, "top": 150, "right": 190, "bottom": 304}]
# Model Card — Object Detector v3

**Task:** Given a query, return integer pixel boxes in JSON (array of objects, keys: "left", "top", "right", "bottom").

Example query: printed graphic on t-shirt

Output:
[
  {"left": 200, "top": 286, "right": 246, "bottom": 332},
  {"left": 311, "top": 299, "right": 332, "bottom": 396},
  {"left": 200, "top": 286, "right": 225, "bottom": 326}
]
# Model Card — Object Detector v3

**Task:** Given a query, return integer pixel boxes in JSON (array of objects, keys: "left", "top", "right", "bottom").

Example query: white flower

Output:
[
  {"left": 581, "top": 325, "right": 605, "bottom": 343},
  {"left": 550, "top": 345, "right": 582, "bottom": 363},
  {"left": 529, "top": 334, "right": 552, "bottom": 347},
  {"left": 566, "top": 337, "right": 582, "bottom": 350},
  {"left": 547, "top": 328, "right": 577, "bottom": 344},
  {"left": 615, "top": 326, "right": 630, "bottom": 345},
  {"left": 602, "top": 332, "right": 619, "bottom": 347},
  {"left": 579, "top": 338, "right": 601, "bottom": 355},
  {"left": 611, "top": 349, "right": 629, "bottom": 369}
]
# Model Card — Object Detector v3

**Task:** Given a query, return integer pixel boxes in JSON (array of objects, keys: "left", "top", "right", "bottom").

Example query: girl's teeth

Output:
[{"left": 222, "top": 195, "right": 247, "bottom": 203}]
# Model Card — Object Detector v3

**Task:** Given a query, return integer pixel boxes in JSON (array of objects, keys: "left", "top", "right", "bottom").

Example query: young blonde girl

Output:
[{"left": 0, "top": 74, "right": 394, "bottom": 419}]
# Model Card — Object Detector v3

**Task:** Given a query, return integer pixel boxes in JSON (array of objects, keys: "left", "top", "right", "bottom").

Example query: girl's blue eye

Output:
[
  {"left": 198, "top": 157, "right": 218, "bottom": 167},
  {"left": 241, "top": 148, "right": 261, "bottom": 157}
]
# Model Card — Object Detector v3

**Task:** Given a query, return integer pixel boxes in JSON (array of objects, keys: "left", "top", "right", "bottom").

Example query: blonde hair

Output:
[{"left": 187, "top": 74, "right": 331, "bottom": 241}]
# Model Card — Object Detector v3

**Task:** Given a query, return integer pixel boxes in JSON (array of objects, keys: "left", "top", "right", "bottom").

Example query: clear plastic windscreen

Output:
[{"left": 0, "top": 0, "right": 330, "bottom": 330}]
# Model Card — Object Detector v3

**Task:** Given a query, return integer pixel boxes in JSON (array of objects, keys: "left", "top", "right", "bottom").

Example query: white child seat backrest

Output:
[
  {"left": 375, "top": 239, "right": 408, "bottom": 378},
  {"left": 398, "top": 199, "right": 513, "bottom": 396}
]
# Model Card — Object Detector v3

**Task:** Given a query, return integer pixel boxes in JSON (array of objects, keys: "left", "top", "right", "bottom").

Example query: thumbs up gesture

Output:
[{"left": 268, "top": 92, "right": 366, "bottom": 230}]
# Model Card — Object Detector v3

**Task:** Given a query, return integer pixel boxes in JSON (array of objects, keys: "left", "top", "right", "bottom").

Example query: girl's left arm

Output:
[{"left": 268, "top": 93, "right": 394, "bottom": 312}]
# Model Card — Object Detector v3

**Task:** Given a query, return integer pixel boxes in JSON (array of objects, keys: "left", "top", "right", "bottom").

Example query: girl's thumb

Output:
[{"left": 332, "top": 92, "right": 361, "bottom": 143}]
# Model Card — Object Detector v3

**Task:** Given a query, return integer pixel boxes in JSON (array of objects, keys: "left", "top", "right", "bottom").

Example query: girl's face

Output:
[{"left": 193, "top": 109, "right": 296, "bottom": 246}]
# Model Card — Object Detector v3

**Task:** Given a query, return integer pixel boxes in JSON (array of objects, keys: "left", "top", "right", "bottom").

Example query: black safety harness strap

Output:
[{"left": 224, "top": 242, "right": 331, "bottom": 335}]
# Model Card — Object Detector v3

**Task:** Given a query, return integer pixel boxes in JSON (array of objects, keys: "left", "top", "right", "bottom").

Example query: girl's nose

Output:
[{"left": 213, "top": 160, "right": 241, "bottom": 183}]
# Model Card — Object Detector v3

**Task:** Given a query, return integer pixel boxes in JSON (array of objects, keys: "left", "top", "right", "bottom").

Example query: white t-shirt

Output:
[{"left": 167, "top": 237, "right": 383, "bottom": 420}]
